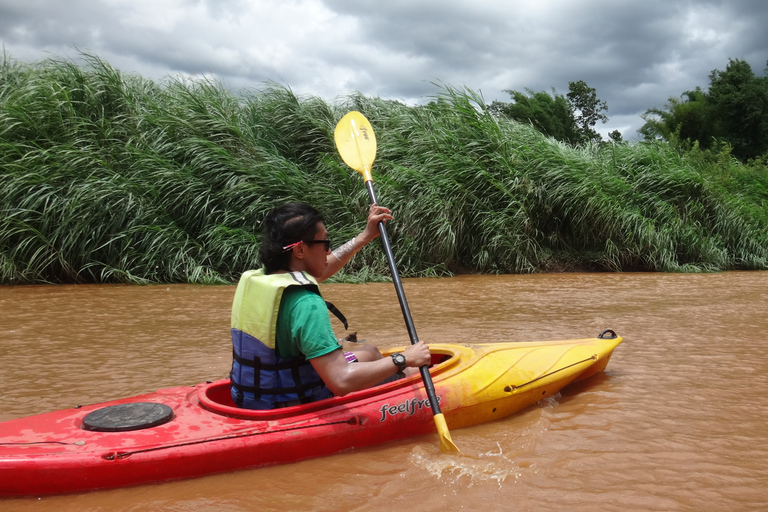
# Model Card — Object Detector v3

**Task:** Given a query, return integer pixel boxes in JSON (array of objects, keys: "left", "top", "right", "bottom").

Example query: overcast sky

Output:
[{"left": 1, "top": 0, "right": 767, "bottom": 139}]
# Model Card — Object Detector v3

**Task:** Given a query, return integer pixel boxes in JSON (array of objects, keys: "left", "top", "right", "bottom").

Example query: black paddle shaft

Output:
[{"left": 365, "top": 181, "right": 443, "bottom": 416}]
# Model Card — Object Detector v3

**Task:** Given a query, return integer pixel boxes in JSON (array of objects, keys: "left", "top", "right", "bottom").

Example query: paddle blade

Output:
[
  {"left": 434, "top": 413, "right": 461, "bottom": 454},
  {"left": 334, "top": 111, "right": 376, "bottom": 182}
]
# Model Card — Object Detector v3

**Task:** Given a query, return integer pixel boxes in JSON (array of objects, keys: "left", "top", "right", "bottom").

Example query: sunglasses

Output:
[{"left": 282, "top": 240, "right": 331, "bottom": 252}]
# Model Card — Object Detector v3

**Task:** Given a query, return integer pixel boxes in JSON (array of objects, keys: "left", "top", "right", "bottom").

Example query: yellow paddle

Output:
[{"left": 334, "top": 111, "right": 460, "bottom": 454}]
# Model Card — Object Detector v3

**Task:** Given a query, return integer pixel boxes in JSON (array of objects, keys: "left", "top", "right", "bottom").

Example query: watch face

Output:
[{"left": 392, "top": 353, "right": 406, "bottom": 369}]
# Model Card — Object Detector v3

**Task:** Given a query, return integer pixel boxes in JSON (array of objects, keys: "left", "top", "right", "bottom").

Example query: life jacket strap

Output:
[
  {"left": 231, "top": 349, "right": 324, "bottom": 398},
  {"left": 233, "top": 349, "right": 308, "bottom": 371},
  {"left": 325, "top": 301, "right": 348, "bottom": 330}
]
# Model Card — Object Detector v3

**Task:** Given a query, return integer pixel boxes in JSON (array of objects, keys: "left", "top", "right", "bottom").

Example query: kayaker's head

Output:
[{"left": 259, "top": 202, "right": 328, "bottom": 275}]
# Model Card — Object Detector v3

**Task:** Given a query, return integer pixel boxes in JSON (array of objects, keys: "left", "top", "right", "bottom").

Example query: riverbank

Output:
[{"left": 2, "top": 54, "right": 767, "bottom": 285}]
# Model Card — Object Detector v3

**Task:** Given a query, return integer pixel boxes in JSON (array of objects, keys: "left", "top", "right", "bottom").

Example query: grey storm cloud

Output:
[{"left": 1, "top": 0, "right": 766, "bottom": 139}]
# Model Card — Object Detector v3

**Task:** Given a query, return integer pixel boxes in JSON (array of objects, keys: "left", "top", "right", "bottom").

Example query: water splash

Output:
[
  {"left": 409, "top": 443, "right": 528, "bottom": 489},
  {"left": 408, "top": 394, "right": 563, "bottom": 489}
]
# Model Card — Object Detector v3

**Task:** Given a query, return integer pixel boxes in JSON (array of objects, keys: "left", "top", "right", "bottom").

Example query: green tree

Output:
[
  {"left": 640, "top": 58, "right": 768, "bottom": 161},
  {"left": 490, "top": 81, "right": 610, "bottom": 144},
  {"left": 707, "top": 58, "right": 768, "bottom": 160},
  {"left": 489, "top": 88, "right": 580, "bottom": 143},
  {"left": 566, "top": 80, "right": 608, "bottom": 143},
  {"left": 639, "top": 88, "right": 713, "bottom": 147}
]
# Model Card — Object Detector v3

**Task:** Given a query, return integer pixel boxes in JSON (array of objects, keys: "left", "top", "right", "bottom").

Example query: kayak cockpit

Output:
[{"left": 198, "top": 346, "right": 460, "bottom": 420}]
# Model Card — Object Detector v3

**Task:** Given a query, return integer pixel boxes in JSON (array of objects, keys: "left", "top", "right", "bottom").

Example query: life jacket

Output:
[{"left": 230, "top": 269, "right": 334, "bottom": 409}]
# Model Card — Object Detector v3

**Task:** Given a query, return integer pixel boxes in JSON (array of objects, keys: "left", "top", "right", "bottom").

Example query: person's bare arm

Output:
[
  {"left": 310, "top": 341, "right": 431, "bottom": 396},
  {"left": 320, "top": 204, "right": 393, "bottom": 282}
]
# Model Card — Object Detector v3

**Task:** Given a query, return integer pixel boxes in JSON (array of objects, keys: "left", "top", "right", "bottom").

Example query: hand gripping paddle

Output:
[{"left": 334, "top": 111, "right": 460, "bottom": 454}]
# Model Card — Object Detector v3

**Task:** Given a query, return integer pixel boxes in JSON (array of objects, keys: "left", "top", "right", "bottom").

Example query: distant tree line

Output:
[
  {"left": 639, "top": 58, "right": 768, "bottom": 162},
  {"left": 490, "top": 58, "right": 768, "bottom": 163}
]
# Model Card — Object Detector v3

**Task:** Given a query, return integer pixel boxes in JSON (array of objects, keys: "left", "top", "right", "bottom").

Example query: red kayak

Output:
[{"left": 0, "top": 332, "right": 622, "bottom": 496}]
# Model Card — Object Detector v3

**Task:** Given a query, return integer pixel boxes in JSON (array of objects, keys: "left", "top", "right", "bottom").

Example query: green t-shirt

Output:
[{"left": 275, "top": 286, "right": 341, "bottom": 360}]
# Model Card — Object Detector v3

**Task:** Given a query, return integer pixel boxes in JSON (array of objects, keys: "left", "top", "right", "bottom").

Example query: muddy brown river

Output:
[{"left": 1, "top": 272, "right": 767, "bottom": 511}]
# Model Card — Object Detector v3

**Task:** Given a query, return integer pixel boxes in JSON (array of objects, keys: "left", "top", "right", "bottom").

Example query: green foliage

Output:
[
  {"left": 641, "top": 58, "right": 768, "bottom": 162},
  {"left": 566, "top": 80, "right": 609, "bottom": 143},
  {"left": 708, "top": 59, "right": 768, "bottom": 160},
  {"left": 1, "top": 54, "right": 767, "bottom": 284},
  {"left": 489, "top": 88, "right": 580, "bottom": 144},
  {"left": 490, "top": 81, "right": 610, "bottom": 144},
  {"left": 639, "top": 88, "right": 713, "bottom": 145}
]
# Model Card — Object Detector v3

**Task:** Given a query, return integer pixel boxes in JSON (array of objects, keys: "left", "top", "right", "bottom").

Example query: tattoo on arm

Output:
[{"left": 332, "top": 237, "right": 359, "bottom": 261}]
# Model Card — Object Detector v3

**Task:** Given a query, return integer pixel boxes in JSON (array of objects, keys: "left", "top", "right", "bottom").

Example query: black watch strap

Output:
[{"left": 391, "top": 353, "right": 406, "bottom": 373}]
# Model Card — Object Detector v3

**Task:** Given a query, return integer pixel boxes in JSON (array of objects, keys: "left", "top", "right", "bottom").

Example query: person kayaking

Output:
[{"left": 230, "top": 202, "right": 431, "bottom": 409}]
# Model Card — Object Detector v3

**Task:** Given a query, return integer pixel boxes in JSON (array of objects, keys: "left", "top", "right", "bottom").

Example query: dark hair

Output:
[{"left": 258, "top": 202, "right": 324, "bottom": 274}]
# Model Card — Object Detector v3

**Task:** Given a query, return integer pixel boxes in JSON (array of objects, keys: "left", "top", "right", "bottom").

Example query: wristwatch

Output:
[{"left": 391, "top": 353, "right": 406, "bottom": 373}]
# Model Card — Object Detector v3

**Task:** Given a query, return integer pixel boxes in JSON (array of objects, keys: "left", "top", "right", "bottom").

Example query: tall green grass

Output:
[{"left": 1, "top": 54, "right": 767, "bottom": 284}]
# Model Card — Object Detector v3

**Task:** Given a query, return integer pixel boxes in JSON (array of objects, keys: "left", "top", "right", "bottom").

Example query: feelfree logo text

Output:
[{"left": 378, "top": 396, "right": 442, "bottom": 422}]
